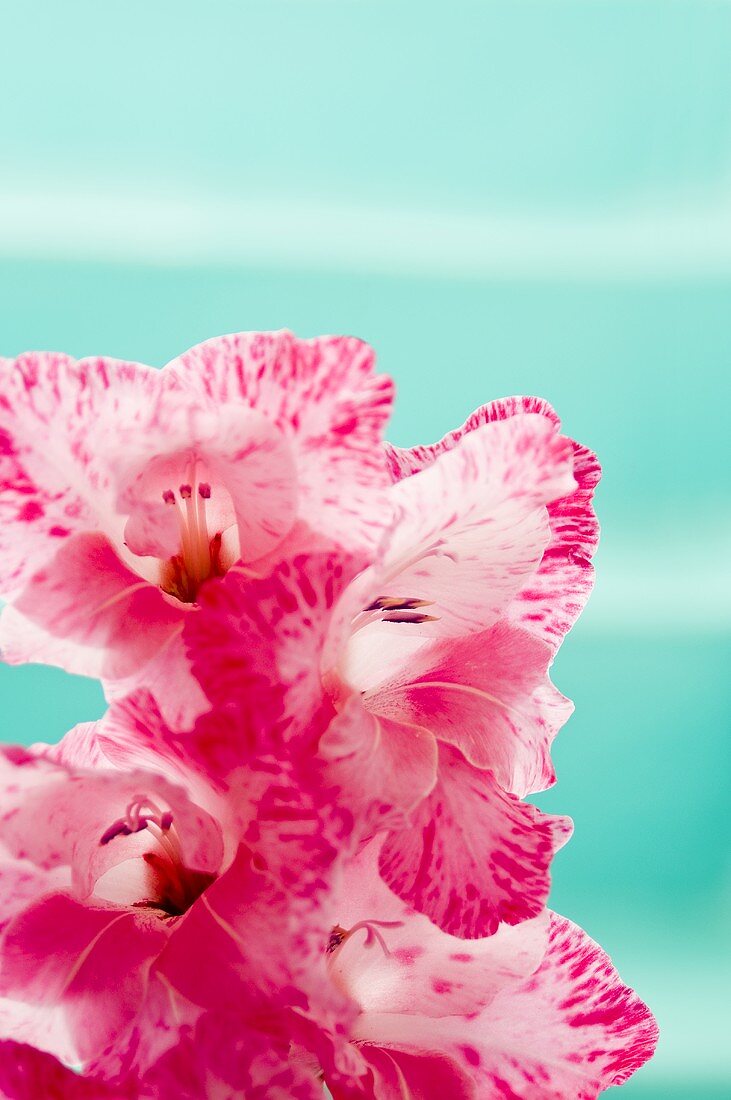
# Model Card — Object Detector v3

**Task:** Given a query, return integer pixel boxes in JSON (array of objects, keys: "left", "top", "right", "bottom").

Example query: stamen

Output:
[
  {"left": 157, "top": 477, "right": 224, "bottom": 602},
  {"left": 352, "top": 595, "right": 439, "bottom": 633},
  {"left": 99, "top": 797, "right": 175, "bottom": 848},
  {"left": 97, "top": 797, "right": 214, "bottom": 919},
  {"left": 380, "top": 611, "right": 439, "bottom": 624},
  {"left": 327, "top": 925, "right": 349, "bottom": 953},
  {"left": 325, "top": 919, "right": 403, "bottom": 960},
  {"left": 365, "top": 596, "right": 434, "bottom": 612}
]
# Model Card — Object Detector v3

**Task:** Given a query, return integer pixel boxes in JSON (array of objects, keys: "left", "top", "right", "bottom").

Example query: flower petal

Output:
[
  {"left": 0, "top": 1040, "right": 126, "bottom": 1099},
  {"left": 353, "top": 912, "right": 657, "bottom": 1097},
  {"left": 142, "top": 1012, "right": 323, "bottom": 1100},
  {"left": 320, "top": 699, "right": 439, "bottom": 824},
  {"left": 510, "top": 436, "right": 601, "bottom": 651},
  {"left": 456, "top": 912, "right": 659, "bottom": 1096},
  {"left": 120, "top": 404, "right": 298, "bottom": 565},
  {"left": 348, "top": 414, "right": 575, "bottom": 700},
  {"left": 378, "top": 743, "right": 572, "bottom": 938},
  {"left": 356, "top": 1046, "right": 476, "bottom": 1100},
  {"left": 166, "top": 331, "right": 395, "bottom": 553},
  {"left": 0, "top": 533, "right": 183, "bottom": 682},
  {"left": 0, "top": 893, "right": 166, "bottom": 1065},
  {"left": 157, "top": 846, "right": 312, "bottom": 1013},
  {"left": 386, "top": 396, "right": 600, "bottom": 652},
  {"left": 186, "top": 550, "right": 363, "bottom": 751},
  {"left": 0, "top": 744, "right": 223, "bottom": 897},
  {"left": 328, "top": 838, "right": 549, "bottom": 1021},
  {"left": 0, "top": 352, "right": 168, "bottom": 598},
  {"left": 369, "top": 622, "right": 572, "bottom": 797}
]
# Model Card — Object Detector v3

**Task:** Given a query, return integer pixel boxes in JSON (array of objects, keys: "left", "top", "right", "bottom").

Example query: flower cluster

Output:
[{"left": 0, "top": 332, "right": 657, "bottom": 1098}]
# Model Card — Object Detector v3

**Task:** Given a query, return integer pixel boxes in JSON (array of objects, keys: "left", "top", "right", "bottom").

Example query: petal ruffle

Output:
[
  {"left": 457, "top": 913, "right": 659, "bottom": 1096},
  {"left": 380, "top": 413, "right": 574, "bottom": 632},
  {"left": 386, "top": 396, "right": 600, "bottom": 652},
  {"left": 0, "top": 353, "right": 171, "bottom": 598},
  {"left": 378, "top": 744, "right": 572, "bottom": 938},
  {"left": 166, "top": 331, "right": 395, "bottom": 554}
]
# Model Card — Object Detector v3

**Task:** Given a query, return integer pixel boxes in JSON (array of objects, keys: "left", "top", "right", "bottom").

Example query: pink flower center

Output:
[
  {"left": 159, "top": 479, "right": 225, "bottom": 603},
  {"left": 99, "top": 797, "right": 215, "bottom": 918}
]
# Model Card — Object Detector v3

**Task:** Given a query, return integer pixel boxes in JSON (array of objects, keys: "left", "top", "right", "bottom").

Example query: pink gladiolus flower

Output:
[
  {"left": 0, "top": 741, "right": 225, "bottom": 1073},
  {"left": 185, "top": 403, "right": 591, "bottom": 938},
  {"left": 105, "top": 823, "right": 654, "bottom": 1098},
  {"left": 314, "top": 840, "right": 658, "bottom": 1098},
  {"left": 385, "top": 396, "right": 601, "bottom": 652},
  {"left": 0, "top": 333, "right": 393, "bottom": 726},
  {"left": 0, "top": 316, "right": 656, "bottom": 1098},
  {"left": 0, "top": 726, "right": 352, "bottom": 1085}
]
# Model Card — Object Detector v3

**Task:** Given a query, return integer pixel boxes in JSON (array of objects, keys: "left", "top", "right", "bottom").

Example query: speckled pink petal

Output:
[
  {"left": 441, "top": 913, "right": 658, "bottom": 1098},
  {"left": 100, "top": 628, "right": 210, "bottom": 734},
  {"left": 368, "top": 622, "right": 572, "bottom": 798},
  {"left": 386, "top": 396, "right": 600, "bottom": 652},
  {"left": 166, "top": 331, "right": 395, "bottom": 554},
  {"left": 346, "top": 415, "right": 575, "bottom": 704},
  {"left": 142, "top": 1012, "right": 323, "bottom": 1100},
  {"left": 320, "top": 698, "right": 439, "bottom": 826},
  {"left": 349, "top": 909, "right": 656, "bottom": 1098},
  {"left": 0, "top": 532, "right": 183, "bottom": 682},
  {"left": 0, "top": 352, "right": 172, "bottom": 598},
  {"left": 378, "top": 743, "right": 572, "bottom": 939},
  {"left": 157, "top": 847, "right": 317, "bottom": 1014},
  {"left": 328, "top": 839, "right": 549, "bottom": 1022},
  {"left": 186, "top": 550, "right": 363, "bottom": 753},
  {"left": 510, "top": 436, "right": 601, "bottom": 651},
  {"left": 0, "top": 894, "right": 166, "bottom": 1066}
]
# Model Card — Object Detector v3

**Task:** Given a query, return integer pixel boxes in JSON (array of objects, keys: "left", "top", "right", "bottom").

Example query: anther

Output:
[
  {"left": 162, "top": 489, "right": 176, "bottom": 505},
  {"left": 179, "top": 484, "right": 192, "bottom": 499},
  {"left": 198, "top": 483, "right": 211, "bottom": 499},
  {"left": 365, "top": 596, "right": 434, "bottom": 612}
]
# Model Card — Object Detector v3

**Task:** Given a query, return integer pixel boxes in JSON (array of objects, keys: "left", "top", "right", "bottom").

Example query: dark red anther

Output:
[{"left": 326, "top": 925, "right": 349, "bottom": 954}]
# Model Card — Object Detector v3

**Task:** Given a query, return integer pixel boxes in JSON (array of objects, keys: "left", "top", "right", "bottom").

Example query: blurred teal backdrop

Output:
[{"left": 1, "top": 2, "right": 729, "bottom": 1096}]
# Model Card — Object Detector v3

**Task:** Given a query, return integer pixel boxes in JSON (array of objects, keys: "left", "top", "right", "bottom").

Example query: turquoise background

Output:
[{"left": 0, "top": 2, "right": 729, "bottom": 1095}]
